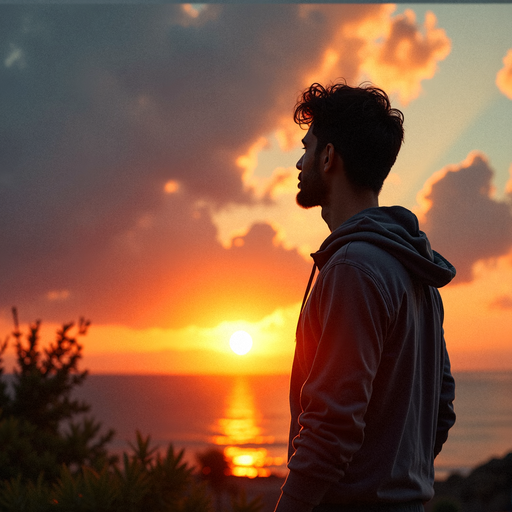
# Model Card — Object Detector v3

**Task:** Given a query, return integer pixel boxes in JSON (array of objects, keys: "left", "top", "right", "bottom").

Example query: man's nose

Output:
[{"left": 296, "top": 156, "right": 303, "bottom": 170}]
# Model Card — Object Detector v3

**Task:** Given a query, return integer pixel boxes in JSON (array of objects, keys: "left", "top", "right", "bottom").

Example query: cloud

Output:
[
  {"left": 490, "top": 294, "right": 512, "bottom": 311},
  {"left": 0, "top": 5, "right": 449, "bottom": 328},
  {"left": 6, "top": 187, "right": 312, "bottom": 328},
  {"left": 261, "top": 168, "right": 296, "bottom": 203},
  {"left": 360, "top": 9, "right": 451, "bottom": 105},
  {"left": 418, "top": 152, "right": 512, "bottom": 283},
  {"left": 496, "top": 48, "right": 512, "bottom": 100},
  {"left": 4, "top": 43, "right": 25, "bottom": 69}
]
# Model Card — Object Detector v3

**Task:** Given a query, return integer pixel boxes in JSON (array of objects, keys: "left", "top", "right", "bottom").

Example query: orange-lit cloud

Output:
[
  {"left": 417, "top": 152, "right": 512, "bottom": 283},
  {"left": 164, "top": 180, "right": 180, "bottom": 194},
  {"left": 360, "top": 9, "right": 451, "bottom": 104},
  {"left": 490, "top": 294, "right": 512, "bottom": 311},
  {"left": 47, "top": 290, "right": 70, "bottom": 301},
  {"left": 16, "top": 193, "right": 311, "bottom": 329},
  {"left": 496, "top": 48, "right": 512, "bottom": 100}
]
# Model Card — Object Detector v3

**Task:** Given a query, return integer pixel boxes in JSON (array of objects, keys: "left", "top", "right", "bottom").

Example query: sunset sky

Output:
[{"left": 2, "top": 3, "right": 512, "bottom": 375}]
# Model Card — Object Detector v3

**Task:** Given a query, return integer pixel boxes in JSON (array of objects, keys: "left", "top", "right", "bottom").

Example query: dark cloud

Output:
[
  {"left": 0, "top": 4, "right": 445, "bottom": 326},
  {"left": 420, "top": 152, "right": 512, "bottom": 283}
]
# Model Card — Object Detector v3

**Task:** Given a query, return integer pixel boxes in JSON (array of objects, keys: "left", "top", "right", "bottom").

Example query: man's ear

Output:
[{"left": 322, "top": 143, "right": 336, "bottom": 173}]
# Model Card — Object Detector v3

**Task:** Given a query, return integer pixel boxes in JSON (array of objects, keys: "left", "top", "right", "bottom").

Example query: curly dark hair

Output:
[{"left": 293, "top": 81, "right": 404, "bottom": 193}]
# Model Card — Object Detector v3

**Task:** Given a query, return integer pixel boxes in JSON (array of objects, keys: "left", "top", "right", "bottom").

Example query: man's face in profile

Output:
[{"left": 296, "top": 125, "right": 329, "bottom": 209}]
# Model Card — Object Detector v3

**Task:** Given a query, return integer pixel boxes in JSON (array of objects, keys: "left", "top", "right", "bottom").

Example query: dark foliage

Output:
[
  {"left": 197, "top": 449, "right": 264, "bottom": 512},
  {"left": 0, "top": 431, "right": 210, "bottom": 511},
  {"left": 197, "top": 448, "right": 231, "bottom": 492},
  {"left": 428, "top": 452, "right": 512, "bottom": 512},
  {"left": 0, "top": 308, "right": 115, "bottom": 482},
  {"left": 0, "top": 430, "right": 264, "bottom": 512}
]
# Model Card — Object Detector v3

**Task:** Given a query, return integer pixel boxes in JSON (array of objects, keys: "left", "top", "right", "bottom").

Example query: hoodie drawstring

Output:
[{"left": 300, "top": 263, "right": 317, "bottom": 314}]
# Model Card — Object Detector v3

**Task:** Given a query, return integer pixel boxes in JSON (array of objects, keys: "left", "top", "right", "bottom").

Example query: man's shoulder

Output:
[
  {"left": 326, "top": 240, "right": 402, "bottom": 270},
  {"left": 321, "top": 240, "right": 413, "bottom": 293}
]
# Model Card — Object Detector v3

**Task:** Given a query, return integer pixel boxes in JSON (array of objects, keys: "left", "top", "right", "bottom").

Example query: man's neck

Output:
[{"left": 321, "top": 191, "right": 379, "bottom": 232}]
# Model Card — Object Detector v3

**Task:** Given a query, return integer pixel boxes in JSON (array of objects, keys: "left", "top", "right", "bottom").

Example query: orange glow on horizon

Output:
[{"left": 6, "top": 290, "right": 511, "bottom": 375}]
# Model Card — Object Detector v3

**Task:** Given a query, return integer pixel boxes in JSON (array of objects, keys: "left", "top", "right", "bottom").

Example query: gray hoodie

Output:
[{"left": 278, "top": 206, "right": 456, "bottom": 511}]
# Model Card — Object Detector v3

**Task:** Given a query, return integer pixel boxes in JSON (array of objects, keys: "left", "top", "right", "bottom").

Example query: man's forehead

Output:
[{"left": 302, "top": 125, "right": 315, "bottom": 144}]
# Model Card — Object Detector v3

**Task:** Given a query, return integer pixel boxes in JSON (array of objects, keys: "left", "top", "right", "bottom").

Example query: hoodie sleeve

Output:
[
  {"left": 434, "top": 342, "right": 456, "bottom": 457},
  {"left": 276, "top": 259, "right": 391, "bottom": 510}
]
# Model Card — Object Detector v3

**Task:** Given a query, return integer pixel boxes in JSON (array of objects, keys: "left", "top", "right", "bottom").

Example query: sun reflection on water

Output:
[{"left": 210, "top": 377, "right": 283, "bottom": 477}]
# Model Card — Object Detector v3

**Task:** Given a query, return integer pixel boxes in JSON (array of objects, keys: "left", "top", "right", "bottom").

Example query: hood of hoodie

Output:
[{"left": 312, "top": 206, "right": 456, "bottom": 288}]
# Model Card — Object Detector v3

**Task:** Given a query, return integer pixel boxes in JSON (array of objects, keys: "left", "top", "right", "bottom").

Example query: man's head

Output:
[{"left": 294, "top": 81, "right": 404, "bottom": 195}]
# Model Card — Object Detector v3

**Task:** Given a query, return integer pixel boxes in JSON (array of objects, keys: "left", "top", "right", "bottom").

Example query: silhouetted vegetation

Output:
[
  {"left": 197, "top": 448, "right": 231, "bottom": 493},
  {"left": 197, "top": 449, "right": 264, "bottom": 512},
  {"left": 0, "top": 309, "right": 263, "bottom": 511},
  {"left": 0, "top": 308, "right": 115, "bottom": 483},
  {"left": 426, "top": 452, "right": 512, "bottom": 512}
]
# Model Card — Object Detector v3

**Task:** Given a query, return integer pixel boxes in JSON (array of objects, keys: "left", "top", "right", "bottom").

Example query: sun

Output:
[{"left": 229, "top": 330, "right": 253, "bottom": 356}]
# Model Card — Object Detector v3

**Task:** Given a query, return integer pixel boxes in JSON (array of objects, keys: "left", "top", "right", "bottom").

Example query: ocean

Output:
[{"left": 72, "top": 371, "right": 512, "bottom": 481}]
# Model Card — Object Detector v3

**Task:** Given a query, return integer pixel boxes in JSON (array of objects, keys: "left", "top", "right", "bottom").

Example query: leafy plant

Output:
[
  {"left": 230, "top": 489, "right": 264, "bottom": 512},
  {"left": 0, "top": 431, "right": 262, "bottom": 511}
]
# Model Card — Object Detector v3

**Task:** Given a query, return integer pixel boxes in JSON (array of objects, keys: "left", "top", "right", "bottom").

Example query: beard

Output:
[{"left": 296, "top": 155, "right": 329, "bottom": 209}]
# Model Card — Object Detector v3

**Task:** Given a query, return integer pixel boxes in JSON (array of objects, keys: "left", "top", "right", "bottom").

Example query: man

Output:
[{"left": 274, "top": 82, "right": 456, "bottom": 512}]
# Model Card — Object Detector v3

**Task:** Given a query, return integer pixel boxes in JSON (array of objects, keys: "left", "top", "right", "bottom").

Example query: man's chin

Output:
[{"left": 296, "top": 192, "right": 320, "bottom": 209}]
